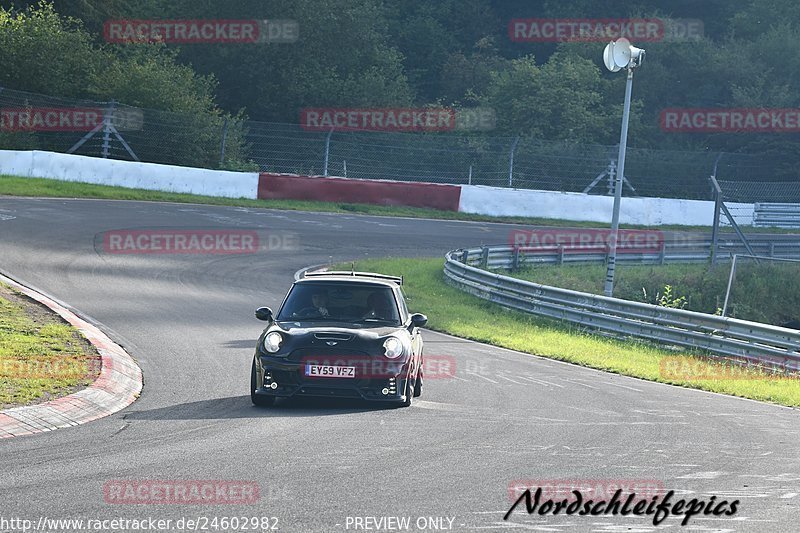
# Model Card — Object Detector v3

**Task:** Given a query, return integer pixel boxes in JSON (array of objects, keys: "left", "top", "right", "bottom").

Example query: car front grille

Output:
[{"left": 312, "top": 332, "right": 355, "bottom": 342}]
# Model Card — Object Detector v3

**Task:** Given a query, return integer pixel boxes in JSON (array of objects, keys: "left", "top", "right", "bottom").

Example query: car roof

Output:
[{"left": 296, "top": 271, "right": 402, "bottom": 288}]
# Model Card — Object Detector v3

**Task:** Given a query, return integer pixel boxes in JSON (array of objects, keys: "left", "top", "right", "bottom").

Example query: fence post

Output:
[
  {"left": 710, "top": 184, "right": 721, "bottom": 264},
  {"left": 710, "top": 175, "right": 758, "bottom": 263},
  {"left": 323, "top": 128, "right": 333, "bottom": 176},
  {"left": 709, "top": 154, "right": 724, "bottom": 264},
  {"left": 508, "top": 136, "right": 520, "bottom": 187},
  {"left": 481, "top": 246, "right": 489, "bottom": 268},
  {"left": 101, "top": 100, "right": 115, "bottom": 158},
  {"left": 468, "top": 164, "right": 473, "bottom": 185},
  {"left": 219, "top": 117, "right": 229, "bottom": 167},
  {"left": 607, "top": 159, "right": 616, "bottom": 196}
]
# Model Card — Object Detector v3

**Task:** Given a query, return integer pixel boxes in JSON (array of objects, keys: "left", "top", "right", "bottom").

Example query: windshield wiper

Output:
[
  {"left": 353, "top": 318, "right": 397, "bottom": 324},
  {"left": 280, "top": 317, "right": 334, "bottom": 322}
]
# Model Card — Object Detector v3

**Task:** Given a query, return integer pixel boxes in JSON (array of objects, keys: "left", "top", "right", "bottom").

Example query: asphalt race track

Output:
[{"left": 1, "top": 197, "right": 799, "bottom": 533}]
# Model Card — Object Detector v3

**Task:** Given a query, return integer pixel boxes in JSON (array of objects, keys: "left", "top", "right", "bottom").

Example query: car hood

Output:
[{"left": 273, "top": 321, "right": 404, "bottom": 338}]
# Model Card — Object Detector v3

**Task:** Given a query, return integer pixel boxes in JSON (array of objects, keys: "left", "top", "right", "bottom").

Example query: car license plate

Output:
[{"left": 305, "top": 364, "right": 356, "bottom": 378}]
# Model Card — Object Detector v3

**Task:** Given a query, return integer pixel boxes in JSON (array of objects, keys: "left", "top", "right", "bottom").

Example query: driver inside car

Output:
[
  {"left": 292, "top": 289, "right": 331, "bottom": 318},
  {"left": 311, "top": 290, "right": 330, "bottom": 317}
]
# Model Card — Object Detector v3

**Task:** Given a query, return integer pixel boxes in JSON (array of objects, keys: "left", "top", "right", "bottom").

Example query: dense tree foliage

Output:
[{"left": 1, "top": 0, "right": 799, "bottom": 170}]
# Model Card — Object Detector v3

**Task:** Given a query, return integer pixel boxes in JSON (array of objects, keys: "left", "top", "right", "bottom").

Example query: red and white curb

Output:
[{"left": 0, "top": 273, "right": 142, "bottom": 438}]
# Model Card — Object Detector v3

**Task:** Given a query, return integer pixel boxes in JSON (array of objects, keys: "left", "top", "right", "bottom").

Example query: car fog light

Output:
[
  {"left": 381, "top": 388, "right": 389, "bottom": 395},
  {"left": 270, "top": 382, "right": 278, "bottom": 390}
]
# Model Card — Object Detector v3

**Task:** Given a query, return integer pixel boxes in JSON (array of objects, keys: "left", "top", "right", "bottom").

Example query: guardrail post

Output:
[
  {"left": 770, "top": 243, "right": 775, "bottom": 258},
  {"left": 461, "top": 250, "right": 469, "bottom": 264},
  {"left": 558, "top": 245, "right": 565, "bottom": 265},
  {"left": 659, "top": 246, "right": 666, "bottom": 265},
  {"left": 722, "top": 254, "right": 738, "bottom": 317},
  {"left": 481, "top": 246, "right": 489, "bottom": 269},
  {"left": 512, "top": 247, "right": 520, "bottom": 271}
]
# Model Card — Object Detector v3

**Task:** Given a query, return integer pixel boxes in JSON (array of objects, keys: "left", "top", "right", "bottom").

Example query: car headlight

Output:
[
  {"left": 383, "top": 336, "right": 404, "bottom": 359},
  {"left": 264, "top": 331, "right": 283, "bottom": 353}
]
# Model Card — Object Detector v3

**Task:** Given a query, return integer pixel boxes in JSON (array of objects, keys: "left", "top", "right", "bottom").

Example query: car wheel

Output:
[
  {"left": 413, "top": 360, "right": 423, "bottom": 398},
  {"left": 251, "top": 360, "right": 275, "bottom": 407}
]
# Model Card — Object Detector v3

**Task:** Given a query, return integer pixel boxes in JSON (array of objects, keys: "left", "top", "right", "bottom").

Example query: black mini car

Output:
[{"left": 250, "top": 271, "right": 427, "bottom": 407}]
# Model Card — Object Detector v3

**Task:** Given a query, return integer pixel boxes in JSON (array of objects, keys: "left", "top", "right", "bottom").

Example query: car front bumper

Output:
[{"left": 254, "top": 356, "right": 412, "bottom": 402}]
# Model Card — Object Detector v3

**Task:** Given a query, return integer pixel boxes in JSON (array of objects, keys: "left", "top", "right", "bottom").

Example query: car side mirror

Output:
[
  {"left": 410, "top": 313, "right": 428, "bottom": 328},
  {"left": 255, "top": 307, "right": 273, "bottom": 321}
]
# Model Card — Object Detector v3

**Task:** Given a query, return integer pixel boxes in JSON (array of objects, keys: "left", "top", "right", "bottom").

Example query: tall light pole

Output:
[{"left": 602, "top": 38, "right": 645, "bottom": 297}]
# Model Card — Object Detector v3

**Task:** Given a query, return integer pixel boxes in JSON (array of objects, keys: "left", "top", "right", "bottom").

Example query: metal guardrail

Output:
[
  {"left": 444, "top": 246, "right": 800, "bottom": 370},
  {"left": 754, "top": 203, "right": 800, "bottom": 228},
  {"left": 470, "top": 237, "right": 800, "bottom": 270}
]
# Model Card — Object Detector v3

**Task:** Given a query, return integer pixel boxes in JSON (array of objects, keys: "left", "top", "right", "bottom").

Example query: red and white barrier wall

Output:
[
  {"left": 458, "top": 185, "right": 755, "bottom": 226},
  {"left": 257, "top": 172, "right": 461, "bottom": 211},
  {"left": 0, "top": 150, "right": 755, "bottom": 226}
]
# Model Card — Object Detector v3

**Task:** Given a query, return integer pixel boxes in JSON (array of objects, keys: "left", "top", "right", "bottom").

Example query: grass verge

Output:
[
  {"left": 0, "top": 282, "right": 100, "bottom": 409},
  {"left": 0, "top": 174, "right": 794, "bottom": 233},
  {"left": 342, "top": 257, "right": 800, "bottom": 408},
  {"left": 506, "top": 262, "right": 800, "bottom": 327}
]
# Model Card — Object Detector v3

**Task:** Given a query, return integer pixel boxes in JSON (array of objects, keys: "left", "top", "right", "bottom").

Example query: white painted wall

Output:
[
  {"left": 0, "top": 150, "right": 757, "bottom": 227},
  {"left": 458, "top": 184, "right": 755, "bottom": 227},
  {"left": 0, "top": 150, "right": 259, "bottom": 199}
]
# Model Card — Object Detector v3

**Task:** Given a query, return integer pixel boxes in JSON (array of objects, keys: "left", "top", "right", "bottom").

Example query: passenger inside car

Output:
[{"left": 363, "top": 291, "right": 397, "bottom": 320}]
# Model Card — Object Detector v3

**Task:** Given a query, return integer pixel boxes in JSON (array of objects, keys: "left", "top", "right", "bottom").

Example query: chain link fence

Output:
[
  {"left": 0, "top": 87, "right": 251, "bottom": 170},
  {"left": 0, "top": 87, "right": 796, "bottom": 203}
]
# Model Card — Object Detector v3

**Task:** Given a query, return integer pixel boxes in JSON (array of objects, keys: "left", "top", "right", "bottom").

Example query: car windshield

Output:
[{"left": 277, "top": 282, "right": 401, "bottom": 325}]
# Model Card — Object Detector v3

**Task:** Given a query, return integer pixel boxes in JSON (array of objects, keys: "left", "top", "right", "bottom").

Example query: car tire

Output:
[
  {"left": 413, "top": 360, "right": 423, "bottom": 398},
  {"left": 251, "top": 360, "right": 275, "bottom": 407}
]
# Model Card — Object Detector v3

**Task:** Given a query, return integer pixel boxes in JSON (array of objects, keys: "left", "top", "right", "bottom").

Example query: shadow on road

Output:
[
  {"left": 122, "top": 395, "right": 398, "bottom": 421},
  {"left": 221, "top": 339, "right": 258, "bottom": 349}
]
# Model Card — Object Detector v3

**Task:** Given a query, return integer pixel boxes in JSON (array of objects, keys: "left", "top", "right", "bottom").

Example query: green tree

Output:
[
  {"left": 481, "top": 51, "right": 633, "bottom": 143},
  {"left": 0, "top": 2, "right": 251, "bottom": 169}
]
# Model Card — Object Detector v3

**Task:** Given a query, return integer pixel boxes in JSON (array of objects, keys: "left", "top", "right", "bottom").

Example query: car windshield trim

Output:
[
  {"left": 276, "top": 282, "right": 401, "bottom": 324},
  {"left": 352, "top": 318, "right": 399, "bottom": 324}
]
